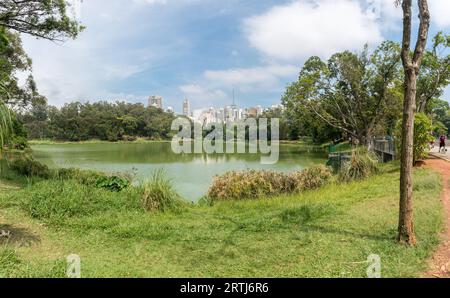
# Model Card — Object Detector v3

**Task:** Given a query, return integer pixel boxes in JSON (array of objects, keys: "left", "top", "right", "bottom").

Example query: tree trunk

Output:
[
  {"left": 397, "top": 0, "right": 430, "bottom": 246},
  {"left": 398, "top": 68, "right": 417, "bottom": 245}
]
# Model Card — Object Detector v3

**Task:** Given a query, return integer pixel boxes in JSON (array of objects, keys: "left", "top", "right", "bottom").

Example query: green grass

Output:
[{"left": 0, "top": 163, "right": 444, "bottom": 277}]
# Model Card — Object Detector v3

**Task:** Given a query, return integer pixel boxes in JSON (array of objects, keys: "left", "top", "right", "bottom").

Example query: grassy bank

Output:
[{"left": 0, "top": 162, "right": 443, "bottom": 277}]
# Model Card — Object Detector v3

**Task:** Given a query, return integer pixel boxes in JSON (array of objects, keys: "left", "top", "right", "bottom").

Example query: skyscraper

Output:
[
  {"left": 149, "top": 95, "right": 163, "bottom": 109},
  {"left": 183, "top": 99, "right": 190, "bottom": 117}
]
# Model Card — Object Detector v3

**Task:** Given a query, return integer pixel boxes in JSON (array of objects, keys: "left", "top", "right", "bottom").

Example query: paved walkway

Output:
[{"left": 429, "top": 140, "right": 450, "bottom": 161}]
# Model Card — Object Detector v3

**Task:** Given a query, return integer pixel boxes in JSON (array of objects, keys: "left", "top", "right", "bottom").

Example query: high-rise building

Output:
[
  {"left": 247, "top": 107, "right": 258, "bottom": 118},
  {"left": 183, "top": 99, "right": 190, "bottom": 117},
  {"left": 149, "top": 95, "right": 163, "bottom": 109}
]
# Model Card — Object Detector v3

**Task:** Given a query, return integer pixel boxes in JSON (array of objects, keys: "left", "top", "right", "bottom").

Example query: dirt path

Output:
[{"left": 423, "top": 156, "right": 450, "bottom": 278}]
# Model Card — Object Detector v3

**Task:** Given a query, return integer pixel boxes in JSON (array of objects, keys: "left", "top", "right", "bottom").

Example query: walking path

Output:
[{"left": 423, "top": 156, "right": 450, "bottom": 278}]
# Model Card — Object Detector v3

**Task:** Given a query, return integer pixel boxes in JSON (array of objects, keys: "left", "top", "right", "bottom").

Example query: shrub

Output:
[
  {"left": 54, "top": 168, "right": 132, "bottom": 191},
  {"left": 9, "top": 156, "right": 50, "bottom": 178},
  {"left": 10, "top": 136, "right": 28, "bottom": 150},
  {"left": 207, "top": 165, "right": 333, "bottom": 201},
  {"left": 338, "top": 148, "right": 379, "bottom": 182},
  {"left": 141, "top": 170, "right": 184, "bottom": 212},
  {"left": 95, "top": 175, "right": 130, "bottom": 192},
  {"left": 289, "top": 165, "right": 333, "bottom": 192},
  {"left": 395, "top": 113, "right": 434, "bottom": 163}
]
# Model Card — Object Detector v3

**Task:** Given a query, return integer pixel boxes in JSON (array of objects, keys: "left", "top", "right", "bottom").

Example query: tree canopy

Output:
[
  {"left": 20, "top": 101, "right": 177, "bottom": 142},
  {"left": 283, "top": 42, "right": 403, "bottom": 145},
  {"left": 0, "top": 0, "right": 84, "bottom": 41}
]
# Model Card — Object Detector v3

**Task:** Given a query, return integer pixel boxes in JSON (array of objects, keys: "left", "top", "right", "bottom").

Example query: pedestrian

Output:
[{"left": 439, "top": 134, "right": 446, "bottom": 153}]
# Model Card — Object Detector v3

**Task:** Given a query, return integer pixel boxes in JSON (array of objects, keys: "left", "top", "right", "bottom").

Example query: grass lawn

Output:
[{"left": 0, "top": 163, "right": 444, "bottom": 277}]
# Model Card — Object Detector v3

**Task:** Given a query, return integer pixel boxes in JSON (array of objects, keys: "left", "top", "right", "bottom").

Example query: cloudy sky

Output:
[{"left": 21, "top": 0, "right": 450, "bottom": 112}]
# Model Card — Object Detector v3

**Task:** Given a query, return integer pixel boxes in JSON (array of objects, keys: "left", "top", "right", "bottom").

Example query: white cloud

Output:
[
  {"left": 178, "top": 64, "right": 298, "bottom": 108},
  {"left": 429, "top": 0, "right": 450, "bottom": 28},
  {"left": 21, "top": 0, "right": 186, "bottom": 106},
  {"left": 179, "top": 84, "right": 227, "bottom": 105},
  {"left": 243, "top": 0, "right": 383, "bottom": 61},
  {"left": 133, "top": 0, "right": 168, "bottom": 5},
  {"left": 204, "top": 64, "right": 298, "bottom": 88}
]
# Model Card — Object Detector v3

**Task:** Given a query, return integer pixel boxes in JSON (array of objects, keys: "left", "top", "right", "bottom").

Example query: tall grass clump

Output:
[
  {"left": 6, "top": 180, "right": 143, "bottom": 223},
  {"left": 338, "top": 148, "right": 379, "bottom": 182},
  {"left": 207, "top": 165, "right": 332, "bottom": 201},
  {"left": 141, "top": 170, "right": 184, "bottom": 212}
]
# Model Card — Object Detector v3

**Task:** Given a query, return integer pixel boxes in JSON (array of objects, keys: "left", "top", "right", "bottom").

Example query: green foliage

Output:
[
  {"left": 413, "top": 113, "right": 434, "bottom": 162},
  {"left": 54, "top": 167, "right": 104, "bottom": 186},
  {"left": 282, "top": 42, "right": 403, "bottom": 145},
  {"left": 11, "top": 179, "right": 143, "bottom": 222},
  {"left": 141, "top": 170, "right": 184, "bottom": 212},
  {"left": 19, "top": 101, "right": 176, "bottom": 141},
  {"left": 338, "top": 148, "right": 379, "bottom": 182},
  {"left": 0, "top": 0, "right": 84, "bottom": 41},
  {"left": 9, "top": 155, "right": 51, "bottom": 178},
  {"left": 96, "top": 175, "right": 130, "bottom": 192},
  {"left": 395, "top": 113, "right": 434, "bottom": 163},
  {"left": 0, "top": 101, "right": 12, "bottom": 147},
  {"left": 207, "top": 165, "right": 332, "bottom": 201},
  {"left": 417, "top": 32, "right": 450, "bottom": 112},
  {"left": 0, "top": 27, "right": 46, "bottom": 109},
  {"left": 6, "top": 155, "right": 133, "bottom": 192}
]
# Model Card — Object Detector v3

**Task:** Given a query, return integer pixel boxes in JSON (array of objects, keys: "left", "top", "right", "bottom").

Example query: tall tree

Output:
[
  {"left": 397, "top": 0, "right": 430, "bottom": 245},
  {"left": 282, "top": 42, "right": 403, "bottom": 146}
]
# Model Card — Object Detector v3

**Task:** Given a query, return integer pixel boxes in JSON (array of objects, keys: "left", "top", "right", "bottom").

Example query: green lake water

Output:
[{"left": 31, "top": 142, "right": 327, "bottom": 202}]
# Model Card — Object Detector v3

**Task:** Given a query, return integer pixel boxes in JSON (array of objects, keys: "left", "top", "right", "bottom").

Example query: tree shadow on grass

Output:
[
  {"left": 0, "top": 224, "right": 41, "bottom": 247},
  {"left": 300, "top": 224, "right": 395, "bottom": 242}
]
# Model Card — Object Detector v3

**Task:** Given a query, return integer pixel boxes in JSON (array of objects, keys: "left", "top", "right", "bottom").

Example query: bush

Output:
[
  {"left": 207, "top": 165, "right": 333, "bottom": 201},
  {"left": 96, "top": 175, "right": 130, "bottom": 192},
  {"left": 141, "top": 170, "right": 184, "bottom": 212},
  {"left": 289, "top": 165, "right": 334, "bottom": 192},
  {"left": 10, "top": 136, "right": 28, "bottom": 150},
  {"left": 338, "top": 148, "right": 379, "bottom": 182},
  {"left": 9, "top": 156, "right": 51, "bottom": 178},
  {"left": 395, "top": 113, "right": 434, "bottom": 163}
]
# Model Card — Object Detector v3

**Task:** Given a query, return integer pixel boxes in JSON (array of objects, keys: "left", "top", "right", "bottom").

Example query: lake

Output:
[{"left": 31, "top": 142, "right": 327, "bottom": 201}]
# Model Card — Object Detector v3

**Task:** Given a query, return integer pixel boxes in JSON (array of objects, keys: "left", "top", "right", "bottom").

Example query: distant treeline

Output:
[
  {"left": 18, "top": 101, "right": 177, "bottom": 142},
  {"left": 15, "top": 101, "right": 297, "bottom": 143}
]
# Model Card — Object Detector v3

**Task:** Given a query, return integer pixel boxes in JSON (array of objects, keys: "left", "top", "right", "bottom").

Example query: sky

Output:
[{"left": 21, "top": 0, "right": 450, "bottom": 113}]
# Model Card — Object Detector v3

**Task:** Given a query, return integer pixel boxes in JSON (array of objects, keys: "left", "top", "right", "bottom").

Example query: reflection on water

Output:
[{"left": 32, "top": 142, "right": 326, "bottom": 202}]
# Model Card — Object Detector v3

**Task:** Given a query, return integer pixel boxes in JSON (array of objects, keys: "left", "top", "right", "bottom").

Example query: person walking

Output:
[{"left": 439, "top": 134, "right": 446, "bottom": 153}]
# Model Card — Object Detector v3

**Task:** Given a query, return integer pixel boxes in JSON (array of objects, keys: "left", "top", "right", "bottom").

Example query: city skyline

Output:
[{"left": 147, "top": 95, "right": 277, "bottom": 123}]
